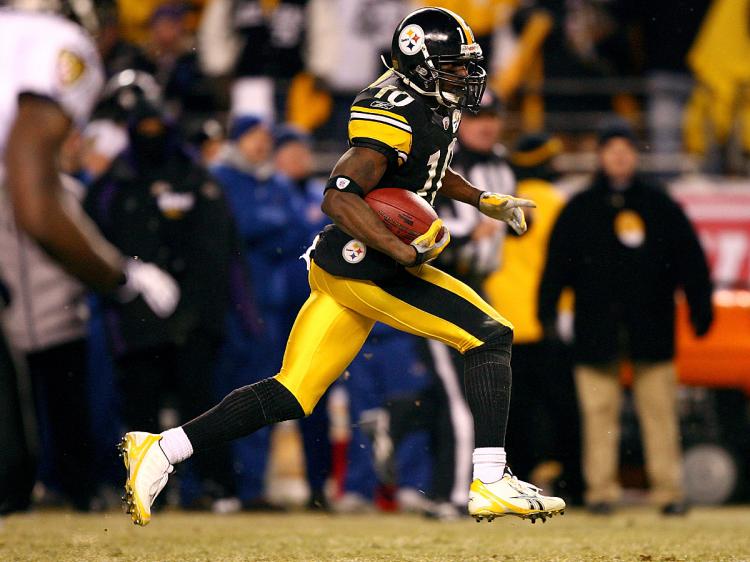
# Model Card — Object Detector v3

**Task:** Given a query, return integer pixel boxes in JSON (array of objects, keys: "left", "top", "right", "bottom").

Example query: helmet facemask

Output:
[
  {"left": 430, "top": 55, "right": 487, "bottom": 113},
  {"left": 397, "top": 44, "right": 487, "bottom": 113}
]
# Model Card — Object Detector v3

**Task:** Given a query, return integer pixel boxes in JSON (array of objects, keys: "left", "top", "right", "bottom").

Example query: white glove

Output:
[
  {"left": 118, "top": 259, "right": 180, "bottom": 318},
  {"left": 409, "top": 219, "right": 450, "bottom": 266},
  {"left": 478, "top": 192, "right": 536, "bottom": 235}
]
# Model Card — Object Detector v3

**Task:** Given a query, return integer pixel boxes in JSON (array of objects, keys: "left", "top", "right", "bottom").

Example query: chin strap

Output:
[{"left": 380, "top": 55, "right": 443, "bottom": 103}]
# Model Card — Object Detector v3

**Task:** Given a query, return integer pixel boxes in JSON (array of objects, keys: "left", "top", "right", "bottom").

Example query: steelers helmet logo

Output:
[
  {"left": 342, "top": 239, "right": 367, "bottom": 264},
  {"left": 399, "top": 24, "right": 425, "bottom": 55},
  {"left": 614, "top": 210, "right": 646, "bottom": 248}
]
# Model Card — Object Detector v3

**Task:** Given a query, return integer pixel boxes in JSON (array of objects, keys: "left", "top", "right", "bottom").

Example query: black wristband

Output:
[
  {"left": 325, "top": 175, "right": 365, "bottom": 198},
  {"left": 476, "top": 190, "right": 487, "bottom": 208}
]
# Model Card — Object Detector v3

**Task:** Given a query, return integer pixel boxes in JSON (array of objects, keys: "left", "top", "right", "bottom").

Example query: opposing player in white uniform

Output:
[{"left": 0, "top": 5, "right": 178, "bottom": 313}]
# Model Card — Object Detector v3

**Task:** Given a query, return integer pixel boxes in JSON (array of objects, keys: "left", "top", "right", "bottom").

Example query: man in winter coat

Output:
[{"left": 538, "top": 121, "right": 713, "bottom": 515}]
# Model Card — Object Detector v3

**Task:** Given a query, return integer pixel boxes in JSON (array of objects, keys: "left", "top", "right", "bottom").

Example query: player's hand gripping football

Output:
[
  {"left": 478, "top": 192, "right": 536, "bottom": 235},
  {"left": 409, "top": 219, "right": 450, "bottom": 266},
  {"left": 118, "top": 258, "right": 181, "bottom": 318}
]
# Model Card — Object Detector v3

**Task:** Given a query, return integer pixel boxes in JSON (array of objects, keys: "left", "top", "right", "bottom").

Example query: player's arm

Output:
[
  {"left": 5, "top": 94, "right": 124, "bottom": 292},
  {"left": 441, "top": 167, "right": 485, "bottom": 206},
  {"left": 321, "top": 147, "right": 419, "bottom": 266},
  {"left": 442, "top": 167, "right": 535, "bottom": 235}
]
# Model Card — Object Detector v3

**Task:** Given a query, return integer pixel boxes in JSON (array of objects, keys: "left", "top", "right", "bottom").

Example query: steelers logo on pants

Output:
[
  {"left": 342, "top": 239, "right": 366, "bottom": 263},
  {"left": 614, "top": 209, "right": 646, "bottom": 248}
]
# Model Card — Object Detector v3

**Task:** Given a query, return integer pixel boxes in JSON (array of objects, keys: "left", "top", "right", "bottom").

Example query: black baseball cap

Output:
[
  {"left": 597, "top": 118, "right": 638, "bottom": 148},
  {"left": 472, "top": 89, "right": 504, "bottom": 116}
]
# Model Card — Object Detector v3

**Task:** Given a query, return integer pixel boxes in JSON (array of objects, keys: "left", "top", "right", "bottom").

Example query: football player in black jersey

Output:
[{"left": 119, "top": 7, "right": 565, "bottom": 526}]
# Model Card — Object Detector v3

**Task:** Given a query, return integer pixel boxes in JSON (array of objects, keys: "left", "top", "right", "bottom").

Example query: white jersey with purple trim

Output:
[{"left": 0, "top": 9, "right": 103, "bottom": 157}]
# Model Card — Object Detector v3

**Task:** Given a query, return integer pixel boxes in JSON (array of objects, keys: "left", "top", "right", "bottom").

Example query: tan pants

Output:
[{"left": 575, "top": 361, "right": 684, "bottom": 506}]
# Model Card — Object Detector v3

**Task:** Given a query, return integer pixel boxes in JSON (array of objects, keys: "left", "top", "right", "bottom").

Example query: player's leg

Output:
[
  {"left": 119, "top": 288, "right": 374, "bottom": 525},
  {"left": 309, "top": 262, "right": 565, "bottom": 522}
]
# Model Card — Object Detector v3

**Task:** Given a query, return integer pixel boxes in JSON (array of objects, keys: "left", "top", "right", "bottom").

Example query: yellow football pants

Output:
[{"left": 274, "top": 262, "right": 512, "bottom": 414}]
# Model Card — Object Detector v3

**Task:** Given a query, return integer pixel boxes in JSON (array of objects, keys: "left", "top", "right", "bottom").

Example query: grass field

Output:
[{"left": 2, "top": 508, "right": 750, "bottom": 562}]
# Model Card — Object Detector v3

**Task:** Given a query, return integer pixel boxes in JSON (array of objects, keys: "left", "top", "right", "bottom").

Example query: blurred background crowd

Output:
[{"left": 1, "top": 0, "right": 749, "bottom": 519}]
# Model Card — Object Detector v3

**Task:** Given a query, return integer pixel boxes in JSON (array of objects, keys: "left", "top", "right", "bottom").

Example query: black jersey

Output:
[{"left": 313, "top": 70, "right": 462, "bottom": 280}]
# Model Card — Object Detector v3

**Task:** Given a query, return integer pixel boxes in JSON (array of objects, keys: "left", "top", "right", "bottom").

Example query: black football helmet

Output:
[{"left": 389, "top": 7, "right": 487, "bottom": 113}]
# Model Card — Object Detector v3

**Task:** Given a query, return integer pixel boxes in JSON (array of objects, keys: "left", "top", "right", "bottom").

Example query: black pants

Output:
[
  {"left": 116, "top": 332, "right": 235, "bottom": 498},
  {"left": 420, "top": 339, "right": 472, "bottom": 505},
  {"left": 0, "top": 329, "right": 35, "bottom": 514},
  {"left": 505, "top": 341, "right": 583, "bottom": 502},
  {"left": 27, "top": 338, "right": 95, "bottom": 510}
]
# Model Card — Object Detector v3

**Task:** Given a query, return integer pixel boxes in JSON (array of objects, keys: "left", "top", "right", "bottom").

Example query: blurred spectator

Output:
[
  {"left": 538, "top": 120, "right": 714, "bottom": 515},
  {"left": 96, "top": 1, "right": 152, "bottom": 78},
  {"left": 145, "top": 4, "right": 219, "bottom": 124},
  {"left": 306, "top": 0, "right": 407, "bottom": 140},
  {"left": 199, "top": 0, "right": 308, "bottom": 122},
  {"left": 272, "top": 124, "right": 327, "bottom": 320},
  {"left": 619, "top": 0, "right": 710, "bottom": 164},
  {"left": 210, "top": 115, "right": 309, "bottom": 508},
  {"left": 117, "top": 0, "right": 173, "bottom": 45},
  {"left": 485, "top": 132, "right": 581, "bottom": 499},
  {"left": 510, "top": 0, "right": 638, "bottom": 129},
  {"left": 0, "top": 174, "right": 95, "bottom": 511},
  {"left": 273, "top": 125, "right": 325, "bottom": 218},
  {"left": 84, "top": 100, "right": 238, "bottom": 507},
  {"left": 421, "top": 90, "right": 514, "bottom": 520},
  {"left": 95, "top": 70, "right": 164, "bottom": 125}
]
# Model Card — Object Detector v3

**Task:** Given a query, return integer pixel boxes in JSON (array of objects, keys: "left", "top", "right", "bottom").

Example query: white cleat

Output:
[
  {"left": 468, "top": 470, "right": 566, "bottom": 524},
  {"left": 117, "top": 431, "right": 173, "bottom": 526}
]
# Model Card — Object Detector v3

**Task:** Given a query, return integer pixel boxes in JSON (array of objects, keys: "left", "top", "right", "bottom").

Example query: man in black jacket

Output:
[
  {"left": 538, "top": 121, "right": 713, "bottom": 515},
  {"left": 84, "top": 101, "right": 241, "bottom": 507}
]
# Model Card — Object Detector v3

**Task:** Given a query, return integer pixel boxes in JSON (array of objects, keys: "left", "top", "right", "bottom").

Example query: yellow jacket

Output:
[
  {"left": 684, "top": 0, "right": 750, "bottom": 153},
  {"left": 484, "top": 178, "right": 565, "bottom": 344}
]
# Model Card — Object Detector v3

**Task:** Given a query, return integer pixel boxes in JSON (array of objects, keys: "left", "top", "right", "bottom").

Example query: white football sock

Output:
[
  {"left": 472, "top": 447, "right": 506, "bottom": 483},
  {"left": 159, "top": 427, "right": 193, "bottom": 464}
]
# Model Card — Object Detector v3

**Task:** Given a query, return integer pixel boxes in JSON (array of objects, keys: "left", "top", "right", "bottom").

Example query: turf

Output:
[{"left": 2, "top": 508, "right": 750, "bottom": 562}]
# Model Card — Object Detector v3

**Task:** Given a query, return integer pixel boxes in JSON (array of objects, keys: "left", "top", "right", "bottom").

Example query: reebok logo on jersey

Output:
[
  {"left": 57, "top": 49, "right": 86, "bottom": 86},
  {"left": 336, "top": 178, "right": 350, "bottom": 190},
  {"left": 370, "top": 100, "right": 395, "bottom": 110},
  {"left": 342, "top": 239, "right": 366, "bottom": 264}
]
